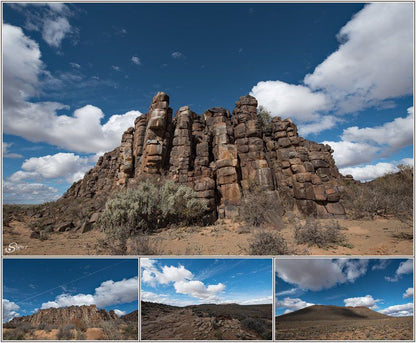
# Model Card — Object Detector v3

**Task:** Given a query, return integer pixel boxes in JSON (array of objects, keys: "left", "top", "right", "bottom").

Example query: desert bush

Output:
[
  {"left": 241, "top": 317, "right": 266, "bottom": 335},
  {"left": 343, "top": 165, "right": 413, "bottom": 220},
  {"left": 70, "top": 318, "right": 87, "bottom": 332},
  {"left": 56, "top": 324, "right": 75, "bottom": 340},
  {"left": 261, "top": 330, "right": 273, "bottom": 340},
  {"left": 248, "top": 230, "right": 290, "bottom": 255},
  {"left": 129, "top": 235, "right": 161, "bottom": 255},
  {"left": 99, "top": 320, "right": 121, "bottom": 340},
  {"left": 99, "top": 178, "right": 207, "bottom": 253},
  {"left": 294, "top": 218, "right": 349, "bottom": 249},
  {"left": 3, "top": 329, "right": 26, "bottom": 340},
  {"left": 122, "top": 324, "right": 138, "bottom": 340},
  {"left": 240, "top": 188, "right": 285, "bottom": 229},
  {"left": 214, "top": 330, "right": 223, "bottom": 340},
  {"left": 76, "top": 330, "right": 86, "bottom": 340}
]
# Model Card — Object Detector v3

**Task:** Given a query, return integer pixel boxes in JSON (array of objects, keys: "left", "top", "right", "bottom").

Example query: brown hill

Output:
[
  {"left": 275, "top": 305, "right": 412, "bottom": 340},
  {"left": 141, "top": 301, "right": 272, "bottom": 340},
  {"left": 277, "top": 304, "right": 389, "bottom": 322},
  {"left": 4, "top": 305, "right": 125, "bottom": 328}
]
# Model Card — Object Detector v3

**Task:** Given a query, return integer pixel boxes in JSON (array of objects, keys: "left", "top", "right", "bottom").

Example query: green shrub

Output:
[
  {"left": 248, "top": 230, "right": 290, "bottom": 255},
  {"left": 257, "top": 106, "right": 273, "bottom": 132},
  {"left": 294, "top": 218, "right": 349, "bottom": 249},
  {"left": 99, "top": 178, "right": 207, "bottom": 253}
]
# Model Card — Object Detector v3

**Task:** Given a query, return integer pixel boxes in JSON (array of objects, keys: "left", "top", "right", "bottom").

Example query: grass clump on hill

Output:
[
  {"left": 99, "top": 178, "right": 207, "bottom": 253},
  {"left": 343, "top": 164, "right": 413, "bottom": 220}
]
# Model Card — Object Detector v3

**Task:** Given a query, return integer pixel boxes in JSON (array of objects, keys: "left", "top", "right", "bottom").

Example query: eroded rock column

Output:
[{"left": 139, "top": 92, "right": 173, "bottom": 175}]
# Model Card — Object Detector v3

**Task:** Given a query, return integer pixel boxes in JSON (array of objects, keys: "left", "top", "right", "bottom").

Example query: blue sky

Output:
[
  {"left": 141, "top": 258, "right": 272, "bottom": 307},
  {"left": 2, "top": 3, "right": 413, "bottom": 203},
  {"left": 275, "top": 259, "right": 414, "bottom": 317},
  {"left": 2, "top": 258, "right": 138, "bottom": 323}
]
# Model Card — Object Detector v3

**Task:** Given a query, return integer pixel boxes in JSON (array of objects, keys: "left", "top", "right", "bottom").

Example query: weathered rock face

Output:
[
  {"left": 64, "top": 92, "right": 345, "bottom": 219},
  {"left": 5, "top": 305, "right": 118, "bottom": 327}
]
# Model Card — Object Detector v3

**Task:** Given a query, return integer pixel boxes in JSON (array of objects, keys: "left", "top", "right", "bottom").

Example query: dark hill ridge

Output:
[
  {"left": 141, "top": 301, "right": 272, "bottom": 340},
  {"left": 4, "top": 305, "right": 135, "bottom": 328},
  {"left": 50, "top": 92, "right": 345, "bottom": 230},
  {"left": 142, "top": 301, "right": 272, "bottom": 319},
  {"left": 277, "top": 304, "right": 390, "bottom": 322}
]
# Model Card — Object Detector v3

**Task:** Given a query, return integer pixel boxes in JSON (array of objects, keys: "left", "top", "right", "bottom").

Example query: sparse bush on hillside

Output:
[
  {"left": 98, "top": 178, "right": 207, "bottom": 253},
  {"left": 56, "top": 324, "right": 75, "bottom": 340},
  {"left": 248, "top": 230, "right": 290, "bottom": 255},
  {"left": 122, "top": 323, "right": 138, "bottom": 340},
  {"left": 241, "top": 317, "right": 266, "bottom": 335},
  {"left": 344, "top": 165, "right": 413, "bottom": 220},
  {"left": 99, "top": 320, "right": 121, "bottom": 340},
  {"left": 294, "top": 218, "right": 349, "bottom": 249},
  {"left": 3, "top": 329, "right": 26, "bottom": 340},
  {"left": 240, "top": 187, "right": 285, "bottom": 229}
]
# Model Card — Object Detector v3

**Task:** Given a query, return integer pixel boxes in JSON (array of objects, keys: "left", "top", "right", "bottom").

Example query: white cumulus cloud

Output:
[
  {"left": 275, "top": 259, "right": 368, "bottom": 291},
  {"left": 304, "top": 3, "right": 413, "bottom": 114},
  {"left": 324, "top": 107, "right": 413, "bottom": 171},
  {"left": 141, "top": 259, "right": 226, "bottom": 304},
  {"left": 379, "top": 303, "right": 413, "bottom": 317},
  {"left": 403, "top": 288, "right": 413, "bottom": 299},
  {"left": 385, "top": 259, "right": 413, "bottom": 282},
  {"left": 276, "top": 297, "right": 314, "bottom": 313},
  {"left": 3, "top": 299, "right": 20, "bottom": 323},
  {"left": 3, "top": 23, "right": 142, "bottom": 154},
  {"left": 3, "top": 181, "right": 60, "bottom": 204},
  {"left": 8, "top": 153, "right": 93, "bottom": 184},
  {"left": 41, "top": 276, "right": 138, "bottom": 309},
  {"left": 250, "top": 80, "right": 330, "bottom": 122},
  {"left": 113, "top": 309, "right": 126, "bottom": 317},
  {"left": 42, "top": 16, "right": 71, "bottom": 48},
  {"left": 250, "top": 3, "right": 413, "bottom": 138},
  {"left": 343, "top": 295, "right": 381, "bottom": 309}
]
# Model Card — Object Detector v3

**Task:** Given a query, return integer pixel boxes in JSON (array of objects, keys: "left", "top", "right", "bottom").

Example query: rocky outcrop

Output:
[
  {"left": 64, "top": 92, "right": 345, "bottom": 219},
  {"left": 5, "top": 305, "right": 118, "bottom": 327}
]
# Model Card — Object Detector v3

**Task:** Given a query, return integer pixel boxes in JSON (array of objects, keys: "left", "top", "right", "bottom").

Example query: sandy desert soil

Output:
[
  {"left": 2, "top": 216, "right": 412, "bottom": 255},
  {"left": 141, "top": 302, "right": 272, "bottom": 340},
  {"left": 276, "top": 316, "right": 413, "bottom": 340}
]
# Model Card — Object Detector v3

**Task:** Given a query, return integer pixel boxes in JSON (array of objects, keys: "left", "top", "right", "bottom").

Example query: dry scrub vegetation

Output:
[
  {"left": 3, "top": 319, "right": 137, "bottom": 340},
  {"left": 343, "top": 164, "right": 413, "bottom": 220}
]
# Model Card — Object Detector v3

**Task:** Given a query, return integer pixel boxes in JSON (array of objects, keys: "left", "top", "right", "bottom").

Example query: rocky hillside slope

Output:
[{"left": 4, "top": 305, "right": 120, "bottom": 327}]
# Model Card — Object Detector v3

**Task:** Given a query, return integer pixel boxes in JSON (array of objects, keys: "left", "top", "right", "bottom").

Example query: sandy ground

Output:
[
  {"left": 3, "top": 216, "right": 413, "bottom": 255},
  {"left": 276, "top": 316, "right": 413, "bottom": 340}
]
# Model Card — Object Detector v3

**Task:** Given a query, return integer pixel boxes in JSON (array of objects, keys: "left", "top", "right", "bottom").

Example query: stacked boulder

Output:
[{"left": 64, "top": 92, "right": 345, "bottom": 220}]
